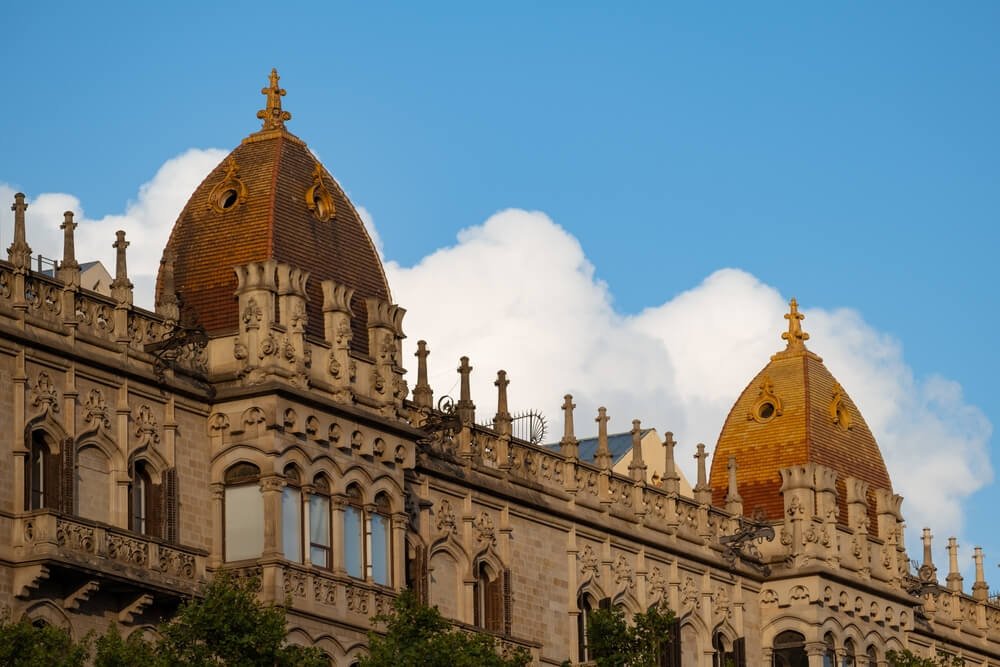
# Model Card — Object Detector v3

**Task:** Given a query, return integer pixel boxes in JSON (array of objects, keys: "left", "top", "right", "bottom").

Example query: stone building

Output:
[{"left": 1, "top": 70, "right": 999, "bottom": 666}]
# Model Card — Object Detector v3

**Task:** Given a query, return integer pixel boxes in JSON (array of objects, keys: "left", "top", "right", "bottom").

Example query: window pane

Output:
[
  {"left": 310, "top": 495, "right": 330, "bottom": 546},
  {"left": 282, "top": 487, "right": 302, "bottom": 562},
  {"left": 225, "top": 485, "right": 264, "bottom": 561},
  {"left": 344, "top": 506, "right": 363, "bottom": 578},
  {"left": 371, "top": 513, "right": 389, "bottom": 586},
  {"left": 311, "top": 545, "right": 329, "bottom": 568}
]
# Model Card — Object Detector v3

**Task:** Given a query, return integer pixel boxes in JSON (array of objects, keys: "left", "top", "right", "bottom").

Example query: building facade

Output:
[{"left": 1, "top": 71, "right": 999, "bottom": 666}]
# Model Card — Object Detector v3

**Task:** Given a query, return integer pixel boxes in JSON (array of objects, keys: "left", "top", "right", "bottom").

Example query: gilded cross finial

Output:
[
  {"left": 781, "top": 298, "right": 809, "bottom": 351},
  {"left": 257, "top": 68, "right": 292, "bottom": 131}
]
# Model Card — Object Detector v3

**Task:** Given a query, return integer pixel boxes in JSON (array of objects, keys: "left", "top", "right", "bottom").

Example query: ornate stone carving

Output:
[
  {"left": 30, "top": 372, "right": 59, "bottom": 414},
  {"left": 680, "top": 576, "right": 699, "bottom": 609},
  {"left": 313, "top": 576, "right": 337, "bottom": 605},
  {"left": 305, "top": 416, "right": 319, "bottom": 438},
  {"left": 435, "top": 499, "right": 457, "bottom": 536},
  {"left": 283, "top": 568, "right": 306, "bottom": 598},
  {"left": 748, "top": 376, "right": 782, "bottom": 423},
  {"left": 134, "top": 405, "right": 160, "bottom": 449},
  {"left": 57, "top": 520, "right": 95, "bottom": 553},
  {"left": 242, "top": 297, "right": 262, "bottom": 330},
  {"left": 789, "top": 585, "right": 810, "bottom": 602},
  {"left": 83, "top": 389, "right": 111, "bottom": 430},
  {"left": 829, "top": 382, "right": 852, "bottom": 430},
  {"left": 156, "top": 548, "right": 195, "bottom": 579},
  {"left": 208, "top": 413, "right": 230, "bottom": 433},
  {"left": 346, "top": 584, "right": 369, "bottom": 614},
  {"left": 108, "top": 533, "right": 148, "bottom": 566},
  {"left": 613, "top": 554, "right": 634, "bottom": 592},
  {"left": 647, "top": 566, "right": 666, "bottom": 602},
  {"left": 474, "top": 512, "right": 496, "bottom": 546},
  {"left": 713, "top": 586, "right": 732, "bottom": 619},
  {"left": 579, "top": 545, "right": 600, "bottom": 579},
  {"left": 259, "top": 333, "right": 277, "bottom": 358}
]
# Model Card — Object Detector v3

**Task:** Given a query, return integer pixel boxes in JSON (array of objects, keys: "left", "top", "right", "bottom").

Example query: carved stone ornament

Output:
[
  {"left": 474, "top": 512, "right": 497, "bottom": 546},
  {"left": 435, "top": 499, "right": 457, "bottom": 535},
  {"left": 578, "top": 545, "right": 600, "bottom": 579},
  {"left": 613, "top": 554, "right": 635, "bottom": 592},
  {"left": 242, "top": 297, "right": 263, "bottom": 330},
  {"left": 647, "top": 566, "right": 666, "bottom": 601},
  {"left": 345, "top": 584, "right": 369, "bottom": 614},
  {"left": 233, "top": 340, "right": 249, "bottom": 361},
  {"left": 283, "top": 568, "right": 306, "bottom": 598},
  {"left": 680, "top": 576, "right": 700, "bottom": 609},
  {"left": 259, "top": 333, "right": 277, "bottom": 358},
  {"left": 313, "top": 577, "right": 337, "bottom": 605},
  {"left": 748, "top": 376, "right": 782, "bottom": 423},
  {"left": 829, "top": 382, "right": 853, "bottom": 430},
  {"left": 209, "top": 413, "right": 230, "bottom": 433},
  {"left": 305, "top": 165, "right": 336, "bottom": 222},
  {"left": 83, "top": 388, "right": 111, "bottom": 430},
  {"left": 30, "top": 372, "right": 59, "bottom": 414},
  {"left": 134, "top": 405, "right": 160, "bottom": 449}
]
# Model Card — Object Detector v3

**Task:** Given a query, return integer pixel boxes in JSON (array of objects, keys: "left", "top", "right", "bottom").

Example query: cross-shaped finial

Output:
[
  {"left": 693, "top": 443, "right": 708, "bottom": 488},
  {"left": 257, "top": 68, "right": 292, "bottom": 131},
  {"left": 781, "top": 298, "right": 810, "bottom": 351}
]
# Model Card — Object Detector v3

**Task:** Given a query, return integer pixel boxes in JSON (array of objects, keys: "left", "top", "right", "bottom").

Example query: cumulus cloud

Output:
[
  {"left": 385, "top": 208, "right": 993, "bottom": 561},
  {"left": 1, "top": 148, "right": 228, "bottom": 310}
]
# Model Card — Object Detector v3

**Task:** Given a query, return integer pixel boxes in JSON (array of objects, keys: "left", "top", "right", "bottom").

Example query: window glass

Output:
[
  {"left": 371, "top": 512, "right": 389, "bottom": 585},
  {"left": 310, "top": 493, "right": 331, "bottom": 568},
  {"left": 225, "top": 485, "right": 264, "bottom": 561},
  {"left": 282, "top": 486, "right": 302, "bottom": 562},
  {"left": 344, "top": 504, "right": 364, "bottom": 578}
]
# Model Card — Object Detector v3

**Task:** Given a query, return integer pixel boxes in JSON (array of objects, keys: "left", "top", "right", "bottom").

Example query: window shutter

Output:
[
  {"left": 148, "top": 480, "right": 163, "bottom": 538},
  {"left": 164, "top": 467, "right": 179, "bottom": 543},
  {"left": 502, "top": 568, "right": 512, "bottom": 636},
  {"left": 413, "top": 543, "right": 428, "bottom": 605},
  {"left": 734, "top": 637, "right": 746, "bottom": 667},
  {"left": 23, "top": 455, "right": 30, "bottom": 510},
  {"left": 485, "top": 576, "right": 502, "bottom": 632},
  {"left": 669, "top": 618, "right": 681, "bottom": 667},
  {"left": 44, "top": 445, "right": 61, "bottom": 511},
  {"left": 61, "top": 438, "right": 75, "bottom": 514},
  {"left": 599, "top": 597, "right": 611, "bottom": 610}
]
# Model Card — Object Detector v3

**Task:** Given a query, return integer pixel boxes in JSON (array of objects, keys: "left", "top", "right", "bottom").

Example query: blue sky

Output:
[{"left": 4, "top": 3, "right": 999, "bottom": 576}]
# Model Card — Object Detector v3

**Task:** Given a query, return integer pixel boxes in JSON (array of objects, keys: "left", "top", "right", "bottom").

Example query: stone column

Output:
[
  {"left": 973, "top": 546, "right": 989, "bottom": 601},
  {"left": 391, "top": 513, "right": 407, "bottom": 591},
  {"left": 412, "top": 340, "right": 433, "bottom": 410},
  {"left": 321, "top": 280, "right": 355, "bottom": 401},
  {"left": 301, "top": 485, "right": 313, "bottom": 566},
  {"left": 209, "top": 483, "right": 225, "bottom": 568},
  {"left": 946, "top": 538, "right": 964, "bottom": 593},
  {"left": 260, "top": 475, "right": 285, "bottom": 559},
  {"left": 331, "top": 494, "right": 347, "bottom": 574}
]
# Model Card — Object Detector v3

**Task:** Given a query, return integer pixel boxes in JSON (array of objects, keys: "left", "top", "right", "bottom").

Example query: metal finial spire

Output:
[
  {"left": 257, "top": 68, "right": 291, "bottom": 131},
  {"left": 781, "top": 298, "right": 809, "bottom": 351}
]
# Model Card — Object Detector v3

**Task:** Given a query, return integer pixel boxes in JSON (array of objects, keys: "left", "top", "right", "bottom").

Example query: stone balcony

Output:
[{"left": 2, "top": 510, "right": 208, "bottom": 603}]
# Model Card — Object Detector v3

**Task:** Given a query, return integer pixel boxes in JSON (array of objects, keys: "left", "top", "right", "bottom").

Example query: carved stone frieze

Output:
[
  {"left": 346, "top": 584, "right": 369, "bottom": 614},
  {"left": 613, "top": 554, "right": 635, "bottom": 592},
  {"left": 134, "top": 405, "right": 160, "bottom": 449},
  {"left": 283, "top": 568, "right": 306, "bottom": 598},
  {"left": 83, "top": 388, "right": 111, "bottom": 430},
  {"left": 435, "top": 499, "right": 457, "bottom": 536},
  {"left": 30, "top": 371, "right": 59, "bottom": 414},
  {"left": 474, "top": 512, "right": 496, "bottom": 547},
  {"left": 313, "top": 576, "right": 337, "bottom": 605},
  {"left": 578, "top": 545, "right": 600, "bottom": 580},
  {"left": 57, "top": 520, "right": 95, "bottom": 553},
  {"left": 156, "top": 548, "right": 196, "bottom": 579},
  {"left": 108, "top": 533, "right": 149, "bottom": 566}
]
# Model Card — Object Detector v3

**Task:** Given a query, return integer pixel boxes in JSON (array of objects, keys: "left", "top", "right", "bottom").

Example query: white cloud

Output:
[
  {"left": 384, "top": 207, "right": 993, "bottom": 563},
  {"left": 1, "top": 148, "right": 228, "bottom": 310}
]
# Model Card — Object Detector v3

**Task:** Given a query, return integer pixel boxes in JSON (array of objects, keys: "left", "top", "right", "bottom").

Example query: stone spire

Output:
[
  {"left": 8, "top": 193, "right": 31, "bottom": 270},
  {"left": 725, "top": 455, "right": 743, "bottom": 514},
  {"left": 110, "top": 230, "right": 133, "bottom": 305},
  {"left": 493, "top": 370, "right": 512, "bottom": 436},
  {"left": 693, "top": 443, "right": 711, "bottom": 503},
  {"left": 781, "top": 298, "right": 809, "bottom": 352},
  {"left": 973, "top": 547, "right": 989, "bottom": 602},
  {"left": 559, "top": 394, "right": 579, "bottom": 459},
  {"left": 257, "top": 68, "right": 292, "bottom": 131},
  {"left": 412, "top": 340, "right": 433, "bottom": 410},
  {"left": 920, "top": 528, "right": 938, "bottom": 582},
  {"left": 156, "top": 248, "right": 180, "bottom": 322},
  {"left": 661, "top": 431, "right": 680, "bottom": 494},
  {"left": 594, "top": 407, "right": 611, "bottom": 470},
  {"left": 57, "top": 211, "right": 80, "bottom": 286},
  {"left": 946, "top": 537, "right": 964, "bottom": 592},
  {"left": 456, "top": 356, "right": 475, "bottom": 424},
  {"left": 628, "top": 419, "right": 647, "bottom": 482}
]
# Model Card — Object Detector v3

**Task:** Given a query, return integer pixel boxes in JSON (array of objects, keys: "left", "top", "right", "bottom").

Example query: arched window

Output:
[
  {"left": 865, "top": 646, "right": 878, "bottom": 667},
  {"left": 713, "top": 633, "right": 731, "bottom": 667},
  {"left": 772, "top": 630, "right": 807, "bottom": 667},
  {"left": 823, "top": 632, "right": 837, "bottom": 667},
  {"left": 474, "top": 562, "right": 503, "bottom": 633},
  {"left": 344, "top": 484, "right": 364, "bottom": 579},
  {"left": 224, "top": 462, "right": 264, "bottom": 561},
  {"left": 26, "top": 431, "right": 59, "bottom": 511},
  {"left": 309, "top": 474, "right": 331, "bottom": 568},
  {"left": 129, "top": 460, "right": 156, "bottom": 535},
  {"left": 282, "top": 464, "right": 302, "bottom": 563},
  {"left": 842, "top": 639, "right": 856, "bottom": 667},
  {"left": 371, "top": 492, "right": 392, "bottom": 586}
]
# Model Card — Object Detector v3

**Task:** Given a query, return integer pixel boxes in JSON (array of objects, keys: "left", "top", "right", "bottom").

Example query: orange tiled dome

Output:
[
  {"left": 709, "top": 300, "right": 892, "bottom": 531},
  {"left": 155, "top": 70, "right": 390, "bottom": 355}
]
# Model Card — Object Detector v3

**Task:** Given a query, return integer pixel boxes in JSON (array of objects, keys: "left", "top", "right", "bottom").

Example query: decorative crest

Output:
[
  {"left": 781, "top": 298, "right": 809, "bottom": 351},
  {"left": 829, "top": 382, "right": 852, "bottom": 431},
  {"left": 306, "top": 165, "right": 336, "bottom": 221},
  {"left": 257, "top": 68, "right": 292, "bottom": 131}
]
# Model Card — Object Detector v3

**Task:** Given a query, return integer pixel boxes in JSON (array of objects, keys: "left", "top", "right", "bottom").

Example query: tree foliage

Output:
[
  {"left": 0, "top": 614, "right": 89, "bottom": 667},
  {"left": 584, "top": 603, "right": 677, "bottom": 667},
  {"left": 0, "top": 574, "right": 326, "bottom": 667},
  {"left": 886, "top": 649, "right": 965, "bottom": 667},
  {"left": 359, "top": 589, "right": 531, "bottom": 667}
]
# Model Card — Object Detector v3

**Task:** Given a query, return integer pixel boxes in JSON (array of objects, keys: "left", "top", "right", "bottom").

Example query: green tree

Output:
[
  {"left": 92, "top": 623, "right": 157, "bottom": 667},
  {"left": 154, "top": 574, "right": 327, "bottom": 667},
  {"left": 584, "top": 603, "right": 677, "bottom": 667},
  {"left": 886, "top": 649, "right": 965, "bottom": 667},
  {"left": 0, "top": 614, "right": 90, "bottom": 667},
  {"left": 359, "top": 589, "right": 531, "bottom": 667}
]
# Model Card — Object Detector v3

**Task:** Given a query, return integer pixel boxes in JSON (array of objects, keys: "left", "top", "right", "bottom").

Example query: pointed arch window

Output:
[
  {"left": 474, "top": 562, "right": 504, "bottom": 633},
  {"left": 841, "top": 639, "right": 856, "bottom": 667},
  {"left": 129, "top": 461, "right": 156, "bottom": 535},
  {"left": 309, "top": 474, "right": 331, "bottom": 568},
  {"left": 577, "top": 593, "right": 595, "bottom": 662},
  {"left": 281, "top": 464, "right": 302, "bottom": 563},
  {"left": 370, "top": 492, "right": 392, "bottom": 586},
  {"left": 25, "top": 431, "right": 62, "bottom": 512}
]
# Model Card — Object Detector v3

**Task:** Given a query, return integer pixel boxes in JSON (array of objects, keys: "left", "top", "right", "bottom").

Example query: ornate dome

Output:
[
  {"left": 155, "top": 69, "right": 390, "bottom": 355},
  {"left": 708, "top": 300, "right": 892, "bottom": 529}
]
